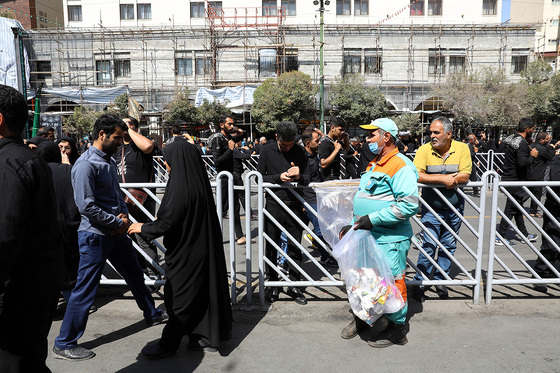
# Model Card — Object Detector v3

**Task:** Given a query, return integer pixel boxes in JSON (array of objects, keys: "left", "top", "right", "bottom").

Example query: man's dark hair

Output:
[
  {"left": 219, "top": 114, "right": 233, "bottom": 124},
  {"left": 124, "top": 117, "right": 140, "bottom": 128},
  {"left": 536, "top": 131, "right": 548, "bottom": 142},
  {"left": 37, "top": 126, "right": 55, "bottom": 137},
  {"left": 518, "top": 117, "right": 535, "bottom": 133},
  {"left": 92, "top": 114, "right": 127, "bottom": 140},
  {"left": 329, "top": 117, "right": 344, "bottom": 130},
  {"left": 171, "top": 124, "right": 181, "bottom": 135},
  {"left": 276, "top": 121, "right": 297, "bottom": 142},
  {"left": 301, "top": 130, "right": 315, "bottom": 146},
  {"left": 0, "top": 84, "right": 28, "bottom": 135}
]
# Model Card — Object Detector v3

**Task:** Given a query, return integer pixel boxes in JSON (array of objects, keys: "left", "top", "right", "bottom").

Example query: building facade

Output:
[{"left": 1, "top": 0, "right": 63, "bottom": 29}]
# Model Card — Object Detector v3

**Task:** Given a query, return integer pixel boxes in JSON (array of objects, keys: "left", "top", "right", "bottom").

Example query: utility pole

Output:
[{"left": 314, "top": 0, "right": 329, "bottom": 133}]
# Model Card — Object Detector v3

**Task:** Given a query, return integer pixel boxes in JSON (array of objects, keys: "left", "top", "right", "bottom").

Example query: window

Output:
[
  {"left": 96, "top": 61, "right": 111, "bottom": 85},
  {"left": 511, "top": 49, "right": 529, "bottom": 74},
  {"left": 364, "top": 49, "right": 382, "bottom": 74},
  {"left": 429, "top": 49, "right": 446, "bottom": 76},
  {"left": 263, "top": 0, "right": 277, "bottom": 16},
  {"left": 120, "top": 4, "right": 134, "bottom": 20},
  {"left": 137, "top": 4, "right": 151, "bottom": 19},
  {"left": 449, "top": 56, "right": 465, "bottom": 74},
  {"left": 283, "top": 49, "right": 298, "bottom": 72},
  {"left": 553, "top": 0, "right": 560, "bottom": 4},
  {"left": 208, "top": 1, "right": 222, "bottom": 14},
  {"left": 482, "top": 0, "right": 497, "bottom": 15},
  {"left": 354, "top": 0, "right": 368, "bottom": 15},
  {"left": 337, "top": 0, "right": 351, "bottom": 15},
  {"left": 428, "top": 0, "right": 442, "bottom": 16},
  {"left": 196, "top": 55, "right": 212, "bottom": 75},
  {"left": 259, "top": 49, "right": 277, "bottom": 77},
  {"left": 36, "top": 61, "right": 51, "bottom": 80},
  {"left": 191, "top": 2, "right": 205, "bottom": 17},
  {"left": 343, "top": 49, "right": 361, "bottom": 75},
  {"left": 68, "top": 5, "right": 82, "bottom": 21},
  {"left": 549, "top": 39, "right": 558, "bottom": 46},
  {"left": 551, "top": 19, "right": 560, "bottom": 26},
  {"left": 176, "top": 58, "right": 193, "bottom": 76},
  {"left": 114, "top": 60, "right": 131, "bottom": 77},
  {"left": 410, "top": 0, "right": 424, "bottom": 15},
  {"left": 281, "top": 0, "right": 296, "bottom": 16}
]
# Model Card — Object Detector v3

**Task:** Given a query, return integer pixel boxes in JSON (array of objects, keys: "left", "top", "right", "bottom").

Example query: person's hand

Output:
[
  {"left": 530, "top": 147, "right": 539, "bottom": 157},
  {"left": 61, "top": 151, "right": 71, "bottom": 165},
  {"left": 442, "top": 173, "right": 459, "bottom": 189},
  {"left": 286, "top": 162, "right": 300, "bottom": 180},
  {"left": 353, "top": 215, "right": 373, "bottom": 231},
  {"left": 228, "top": 140, "right": 235, "bottom": 150},
  {"left": 339, "top": 225, "right": 352, "bottom": 239},
  {"left": 334, "top": 141, "right": 342, "bottom": 152},
  {"left": 280, "top": 172, "right": 293, "bottom": 182},
  {"left": 184, "top": 133, "right": 195, "bottom": 145},
  {"left": 112, "top": 216, "right": 130, "bottom": 235},
  {"left": 128, "top": 222, "right": 144, "bottom": 234},
  {"left": 353, "top": 151, "right": 358, "bottom": 156}
]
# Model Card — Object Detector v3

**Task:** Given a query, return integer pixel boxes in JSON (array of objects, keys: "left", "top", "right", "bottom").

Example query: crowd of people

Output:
[{"left": 2, "top": 79, "right": 560, "bottom": 370}]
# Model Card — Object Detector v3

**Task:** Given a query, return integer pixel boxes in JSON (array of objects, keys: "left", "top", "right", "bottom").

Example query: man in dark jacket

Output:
[
  {"left": 0, "top": 84, "right": 63, "bottom": 372},
  {"left": 527, "top": 132, "right": 556, "bottom": 217},
  {"left": 496, "top": 118, "right": 539, "bottom": 246}
]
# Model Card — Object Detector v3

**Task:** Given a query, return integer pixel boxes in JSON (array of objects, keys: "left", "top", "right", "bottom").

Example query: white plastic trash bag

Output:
[
  {"left": 313, "top": 180, "right": 360, "bottom": 248},
  {"left": 332, "top": 229, "right": 405, "bottom": 325}
]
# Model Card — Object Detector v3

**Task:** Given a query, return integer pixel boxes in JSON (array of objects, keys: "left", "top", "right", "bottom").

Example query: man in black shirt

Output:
[
  {"left": 496, "top": 118, "right": 539, "bottom": 246},
  {"left": 528, "top": 132, "right": 556, "bottom": 216},
  {"left": 341, "top": 136, "right": 360, "bottom": 179},
  {"left": 114, "top": 117, "right": 159, "bottom": 276},
  {"left": 319, "top": 118, "right": 348, "bottom": 180},
  {"left": 0, "top": 84, "right": 63, "bottom": 372},
  {"left": 257, "top": 121, "right": 311, "bottom": 305},
  {"left": 208, "top": 115, "right": 243, "bottom": 215}
]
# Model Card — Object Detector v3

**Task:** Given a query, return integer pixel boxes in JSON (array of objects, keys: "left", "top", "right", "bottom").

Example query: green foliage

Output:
[
  {"left": 166, "top": 88, "right": 197, "bottom": 123},
  {"left": 252, "top": 71, "right": 316, "bottom": 135},
  {"left": 391, "top": 113, "right": 423, "bottom": 135},
  {"left": 63, "top": 106, "right": 101, "bottom": 139},
  {"left": 522, "top": 59, "right": 553, "bottom": 85},
  {"left": 195, "top": 99, "right": 231, "bottom": 129},
  {"left": 328, "top": 74, "right": 387, "bottom": 128},
  {"left": 0, "top": 11, "right": 15, "bottom": 19},
  {"left": 435, "top": 68, "right": 530, "bottom": 129},
  {"left": 105, "top": 93, "right": 129, "bottom": 118}
]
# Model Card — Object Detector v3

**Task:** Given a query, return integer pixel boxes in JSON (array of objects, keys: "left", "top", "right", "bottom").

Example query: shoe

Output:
[
  {"left": 304, "top": 233, "right": 317, "bottom": 248},
  {"left": 367, "top": 323, "right": 408, "bottom": 348},
  {"left": 277, "top": 261, "right": 289, "bottom": 275},
  {"left": 187, "top": 337, "right": 218, "bottom": 353},
  {"left": 412, "top": 286, "right": 425, "bottom": 302},
  {"left": 251, "top": 213, "right": 259, "bottom": 220},
  {"left": 320, "top": 256, "right": 338, "bottom": 267},
  {"left": 526, "top": 234, "right": 538, "bottom": 243},
  {"left": 286, "top": 287, "right": 307, "bottom": 305},
  {"left": 89, "top": 305, "right": 98, "bottom": 314},
  {"left": 495, "top": 237, "right": 516, "bottom": 246},
  {"left": 530, "top": 213, "right": 542, "bottom": 218},
  {"left": 533, "top": 283, "right": 548, "bottom": 293},
  {"left": 52, "top": 346, "right": 95, "bottom": 361},
  {"left": 146, "top": 310, "right": 169, "bottom": 326},
  {"left": 265, "top": 287, "right": 279, "bottom": 303},
  {"left": 141, "top": 343, "right": 176, "bottom": 360},
  {"left": 236, "top": 236, "right": 247, "bottom": 245},
  {"left": 340, "top": 318, "right": 367, "bottom": 339},
  {"left": 435, "top": 285, "right": 449, "bottom": 299},
  {"left": 412, "top": 233, "right": 424, "bottom": 247}
]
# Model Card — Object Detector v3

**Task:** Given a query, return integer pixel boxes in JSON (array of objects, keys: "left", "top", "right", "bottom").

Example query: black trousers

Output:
[
  {"left": 497, "top": 187, "right": 530, "bottom": 238},
  {"left": 534, "top": 201, "right": 560, "bottom": 278},
  {"left": 264, "top": 199, "right": 305, "bottom": 282},
  {"left": 130, "top": 197, "right": 160, "bottom": 274},
  {"left": 529, "top": 185, "right": 543, "bottom": 214}
]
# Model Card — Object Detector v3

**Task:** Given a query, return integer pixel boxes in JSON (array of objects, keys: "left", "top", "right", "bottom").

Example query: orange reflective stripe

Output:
[{"left": 394, "top": 278, "right": 407, "bottom": 303}]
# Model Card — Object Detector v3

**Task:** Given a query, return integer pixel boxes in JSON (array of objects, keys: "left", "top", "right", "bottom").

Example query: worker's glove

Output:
[
  {"left": 353, "top": 215, "right": 373, "bottom": 231},
  {"left": 339, "top": 225, "right": 352, "bottom": 240}
]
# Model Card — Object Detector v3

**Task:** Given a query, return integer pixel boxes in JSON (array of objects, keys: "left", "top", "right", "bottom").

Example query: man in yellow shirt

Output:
[{"left": 412, "top": 117, "right": 472, "bottom": 302}]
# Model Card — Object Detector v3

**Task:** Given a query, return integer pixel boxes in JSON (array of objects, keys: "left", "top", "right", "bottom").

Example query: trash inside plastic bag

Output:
[
  {"left": 332, "top": 229, "right": 405, "bottom": 325},
  {"left": 313, "top": 180, "right": 360, "bottom": 248}
]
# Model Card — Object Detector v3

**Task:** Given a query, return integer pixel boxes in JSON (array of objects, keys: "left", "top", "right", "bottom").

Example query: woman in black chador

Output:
[{"left": 129, "top": 140, "right": 232, "bottom": 359}]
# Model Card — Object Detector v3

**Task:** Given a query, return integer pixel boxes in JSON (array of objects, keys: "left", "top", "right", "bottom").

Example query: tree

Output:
[
  {"left": 63, "top": 106, "right": 100, "bottom": 140},
  {"left": 195, "top": 99, "right": 231, "bottom": 129},
  {"left": 105, "top": 93, "right": 129, "bottom": 118},
  {"left": 391, "top": 113, "right": 423, "bottom": 135},
  {"left": 252, "top": 71, "right": 316, "bottom": 135},
  {"left": 328, "top": 74, "right": 387, "bottom": 128},
  {"left": 166, "top": 88, "right": 197, "bottom": 123}
]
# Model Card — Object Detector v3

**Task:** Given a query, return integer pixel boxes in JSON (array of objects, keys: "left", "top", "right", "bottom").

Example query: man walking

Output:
[
  {"left": 53, "top": 114, "right": 166, "bottom": 361},
  {"left": 0, "top": 84, "right": 63, "bottom": 372},
  {"left": 412, "top": 117, "right": 472, "bottom": 301},
  {"left": 527, "top": 132, "right": 555, "bottom": 217},
  {"left": 339, "top": 118, "right": 419, "bottom": 347}
]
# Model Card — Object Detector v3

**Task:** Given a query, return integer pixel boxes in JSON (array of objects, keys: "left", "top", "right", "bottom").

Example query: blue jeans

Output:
[
  {"left": 413, "top": 202, "right": 464, "bottom": 281},
  {"left": 55, "top": 232, "right": 159, "bottom": 349}
]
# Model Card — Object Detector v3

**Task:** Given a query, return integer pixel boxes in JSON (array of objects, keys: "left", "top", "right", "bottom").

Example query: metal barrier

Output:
[{"left": 486, "top": 174, "right": 560, "bottom": 304}]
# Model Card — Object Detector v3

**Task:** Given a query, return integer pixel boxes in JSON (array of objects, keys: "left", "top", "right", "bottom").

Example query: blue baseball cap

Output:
[{"left": 359, "top": 118, "right": 399, "bottom": 138}]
